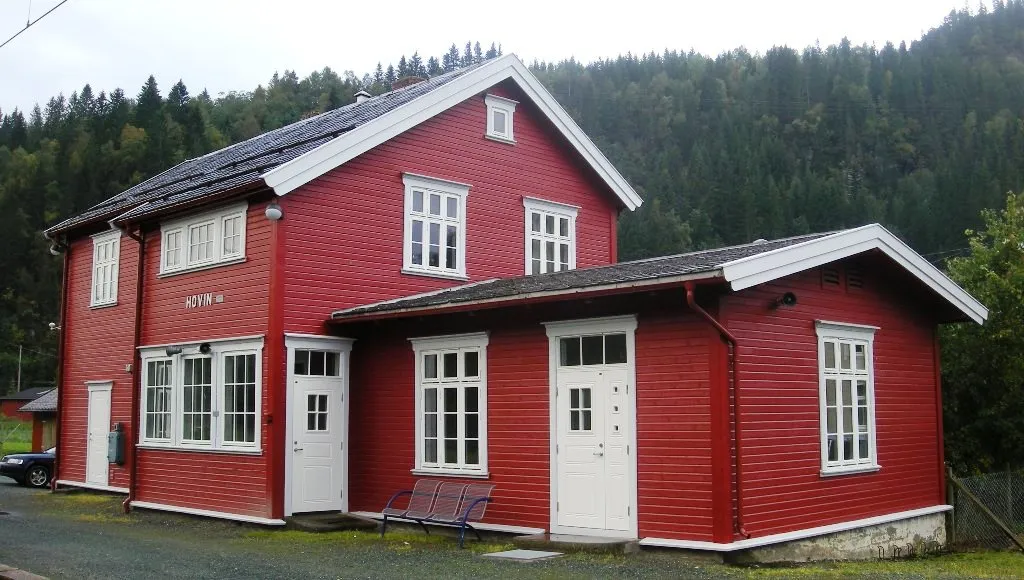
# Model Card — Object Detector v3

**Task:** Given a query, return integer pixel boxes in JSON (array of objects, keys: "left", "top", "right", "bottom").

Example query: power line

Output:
[{"left": 0, "top": 0, "right": 71, "bottom": 51}]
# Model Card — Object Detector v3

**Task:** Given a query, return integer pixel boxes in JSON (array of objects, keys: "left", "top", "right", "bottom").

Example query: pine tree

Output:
[
  {"left": 397, "top": 56, "right": 408, "bottom": 78},
  {"left": 486, "top": 43, "right": 498, "bottom": 59},
  {"left": 374, "top": 63, "right": 384, "bottom": 85},
  {"left": 473, "top": 42, "right": 483, "bottom": 64},
  {"left": 427, "top": 56, "right": 441, "bottom": 76},
  {"left": 409, "top": 52, "right": 424, "bottom": 77},
  {"left": 462, "top": 42, "right": 473, "bottom": 67},
  {"left": 385, "top": 64, "right": 396, "bottom": 87},
  {"left": 445, "top": 44, "right": 460, "bottom": 71}
]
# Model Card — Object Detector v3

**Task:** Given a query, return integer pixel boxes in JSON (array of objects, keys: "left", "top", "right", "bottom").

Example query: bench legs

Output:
[{"left": 379, "top": 516, "right": 431, "bottom": 538}]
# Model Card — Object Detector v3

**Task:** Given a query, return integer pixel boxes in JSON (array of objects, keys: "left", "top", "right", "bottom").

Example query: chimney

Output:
[{"left": 354, "top": 90, "right": 371, "bottom": 104}]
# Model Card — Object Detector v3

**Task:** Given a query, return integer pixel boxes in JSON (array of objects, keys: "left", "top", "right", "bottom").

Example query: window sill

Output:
[
  {"left": 820, "top": 464, "right": 881, "bottom": 478},
  {"left": 89, "top": 301, "right": 119, "bottom": 310},
  {"left": 411, "top": 468, "right": 490, "bottom": 479},
  {"left": 400, "top": 268, "right": 469, "bottom": 282},
  {"left": 485, "top": 134, "right": 516, "bottom": 145},
  {"left": 137, "top": 443, "right": 263, "bottom": 456},
  {"left": 158, "top": 256, "right": 247, "bottom": 278}
]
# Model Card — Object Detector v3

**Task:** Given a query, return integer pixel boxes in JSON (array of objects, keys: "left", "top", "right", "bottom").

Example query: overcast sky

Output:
[{"left": 0, "top": 0, "right": 978, "bottom": 114}]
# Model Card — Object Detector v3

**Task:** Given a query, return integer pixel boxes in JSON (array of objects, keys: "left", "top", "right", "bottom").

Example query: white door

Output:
[
  {"left": 86, "top": 384, "right": 111, "bottom": 487},
  {"left": 556, "top": 366, "right": 630, "bottom": 533},
  {"left": 291, "top": 376, "right": 345, "bottom": 513}
]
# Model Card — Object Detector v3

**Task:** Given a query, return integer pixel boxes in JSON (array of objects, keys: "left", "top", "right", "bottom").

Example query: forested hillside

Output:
[{"left": 0, "top": 4, "right": 1022, "bottom": 397}]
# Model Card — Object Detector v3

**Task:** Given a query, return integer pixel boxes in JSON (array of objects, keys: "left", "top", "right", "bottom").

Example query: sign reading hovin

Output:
[{"left": 185, "top": 293, "right": 218, "bottom": 309}]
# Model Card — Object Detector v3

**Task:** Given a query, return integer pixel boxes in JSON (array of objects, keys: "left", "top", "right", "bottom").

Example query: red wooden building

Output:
[{"left": 43, "top": 55, "right": 987, "bottom": 560}]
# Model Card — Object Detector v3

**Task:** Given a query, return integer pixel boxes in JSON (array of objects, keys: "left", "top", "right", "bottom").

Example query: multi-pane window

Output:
[
  {"left": 294, "top": 349, "right": 340, "bottom": 377},
  {"left": 181, "top": 357, "right": 212, "bottom": 443},
  {"left": 817, "top": 321, "right": 878, "bottom": 474},
  {"left": 403, "top": 174, "right": 469, "bottom": 279},
  {"left": 307, "top": 394, "right": 329, "bottom": 431},
  {"left": 523, "top": 198, "right": 577, "bottom": 275},
  {"left": 558, "top": 333, "right": 628, "bottom": 367},
  {"left": 484, "top": 94, "right": 517, "bottom": 142},
  {"left": 90, "top": 231, "right": 120, "bottom": 306},
  {"left": 139, "top": 339, "right": 262, "bottom": 451},
  {"left": 160, "top": 203, "right": 246, "bottom": 275},
  {"left": 412, "top": 333, "right": 488, "bottom": 475},
  {"left": 569, "top": 387, "right": 592, "bottom": 431},
  {"left": 144, "top": 359, "right": 173, "bottom": 441},
  {"left": 223, "top": 353, "right": 257, "bottom": 445}
]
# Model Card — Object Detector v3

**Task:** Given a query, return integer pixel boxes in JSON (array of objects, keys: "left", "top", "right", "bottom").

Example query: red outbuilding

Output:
[{"left": 42, "top": 55, "right": 987, "bottom": 561}]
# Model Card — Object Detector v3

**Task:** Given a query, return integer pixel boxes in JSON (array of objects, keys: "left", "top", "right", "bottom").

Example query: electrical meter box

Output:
[{"left": 107, "top": 423, "right": 125, "bottom": 465}]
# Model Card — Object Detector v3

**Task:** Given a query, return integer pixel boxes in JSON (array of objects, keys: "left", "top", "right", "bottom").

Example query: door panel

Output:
[
  {"left": 291, "top": 377, "right": 344, "bottom": 513},
  {"left": 86, "top": 388, "right": 111, "bottom": 486}
]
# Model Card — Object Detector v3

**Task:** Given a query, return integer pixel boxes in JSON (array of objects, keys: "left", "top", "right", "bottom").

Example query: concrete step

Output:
[
  {"left": 512, "top": 533, "right": 639, "bottom": 554},
  {"left": 285, "top": 512, "right": 379, "bottom": 533}
]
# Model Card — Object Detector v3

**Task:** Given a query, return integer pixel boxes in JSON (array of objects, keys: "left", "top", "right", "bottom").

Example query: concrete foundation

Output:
[{"left": 728, "top": 512, "right": 946, "bottom": 563}]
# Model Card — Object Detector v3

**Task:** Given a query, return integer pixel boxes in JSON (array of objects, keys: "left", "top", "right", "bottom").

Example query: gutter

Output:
[
  {"left": 119, "top": 225, "right": 145, "bottom": 513},
  {"left": 50, "top": 238, "right": 70, "bottom": 491},
  {"left": 683, "top": 281, "right": 750, "bottom": 539}
]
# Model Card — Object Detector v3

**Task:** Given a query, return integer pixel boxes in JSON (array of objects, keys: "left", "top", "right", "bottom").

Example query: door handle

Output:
[
  {"left": 293, "top": 447, "right": 303, "bottom": 452},
  {"left": 594, "top": 451, "right": 604, "bottom": 457}
]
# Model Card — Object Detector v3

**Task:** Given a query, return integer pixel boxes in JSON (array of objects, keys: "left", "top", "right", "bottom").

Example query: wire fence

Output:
[{"left": 949, "top": 468, "right": 1024, "bottom": 551}]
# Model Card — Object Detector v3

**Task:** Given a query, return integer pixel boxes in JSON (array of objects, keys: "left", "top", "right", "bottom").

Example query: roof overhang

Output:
[
  {"left": 720, "top": 224, "right": 988, "bottom": 324},
  {"left": 262, "top": 54, "right": 643, "bottom": 211}
]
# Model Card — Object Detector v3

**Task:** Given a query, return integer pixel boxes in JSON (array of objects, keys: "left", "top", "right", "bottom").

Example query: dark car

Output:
[{"left": 0, "top": 447, "right": 55, "bottom": 488}]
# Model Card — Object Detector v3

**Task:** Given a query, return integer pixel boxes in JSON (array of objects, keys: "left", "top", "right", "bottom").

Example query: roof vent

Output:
[
  {"left": 354, "top": 90, "right": 371, "bottom": 104},
  {"left": 752, "top": 238, "right": 768, "bottom": 244}
]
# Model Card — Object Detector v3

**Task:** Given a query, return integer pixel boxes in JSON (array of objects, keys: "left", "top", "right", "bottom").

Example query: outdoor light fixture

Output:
[
  {"left": 165, "top": 345, "right": 183, "bottom": 356},
  {"left": 265, "top": 201, "right": 283, "bottom": 221},
  {"left": 198, "top": 342, "right": 212, "bottom": 355},
  {"left": 771, "top": 292, "right": 798, "bottom": 309},
  {"left": 47, "top": 322, "right": 61, "bottom": 331}
]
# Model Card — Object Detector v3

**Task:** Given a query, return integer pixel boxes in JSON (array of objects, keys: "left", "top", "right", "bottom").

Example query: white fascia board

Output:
[
  {"left": 261, "top": 54, "right": 642, "bottom": 211},
  {"left": 720, "top": 224, "right": 988, "bottom": 325}
]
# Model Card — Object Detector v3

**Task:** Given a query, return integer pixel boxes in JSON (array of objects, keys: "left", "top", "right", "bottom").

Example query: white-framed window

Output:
[
  {"left": 411, "top": 332, "right": 488, "bottom": 476},
  {"left": 90, "top": 230, "right": 120, "bottom": 307},
  {"left": 523, "top": 197, "right": 578, "bottom": 275},
  {"left": 816, "top": 321, "right": 879, "bottom": 475},
  {"left": 159, "top": 202, "right": 247, "bottom": 275},
  {"left": 402, "top": 173, "right": 470, "bottom": 280},
  {"left": 139, "top": 337, "right": 263, "bottom": 452},
  {"left": 484, "top": 94, "right": 517, "bottom": 143}
]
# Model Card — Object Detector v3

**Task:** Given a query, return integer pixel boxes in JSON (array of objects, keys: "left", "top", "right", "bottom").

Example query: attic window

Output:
[
  {"left": 484, "top": 94, "right": 517, "bottom": 143},
  {"left": 822, "top": 266, "right": 840, "bottom": 287}
]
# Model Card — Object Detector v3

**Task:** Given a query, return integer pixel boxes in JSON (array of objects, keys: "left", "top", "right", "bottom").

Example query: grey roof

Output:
[
  {"left": 45, "top": 64, "right": 487, "bottom": 235},
  {"left": 332, "top": 232, "right": 831, "bottom": 320},
  {"left": 19, "top": 389, "right": 56, "bottom": 413},
  {"left": 0, "top": 386, "right": 52, "bottom": 401}
]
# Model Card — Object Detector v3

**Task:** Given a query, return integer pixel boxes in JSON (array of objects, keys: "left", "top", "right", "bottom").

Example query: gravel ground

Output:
[{"left": 2, "top": 481, "right": 1023, "bottom": 580}]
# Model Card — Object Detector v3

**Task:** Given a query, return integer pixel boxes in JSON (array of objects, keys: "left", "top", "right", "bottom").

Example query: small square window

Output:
[{"left": 485, "top": 94, "right": 517, "bottom": 142}]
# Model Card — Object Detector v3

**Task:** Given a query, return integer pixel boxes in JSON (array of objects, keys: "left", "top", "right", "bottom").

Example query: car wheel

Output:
[{"left": 26, "top": 465, "right": 50, "bottom": 488}]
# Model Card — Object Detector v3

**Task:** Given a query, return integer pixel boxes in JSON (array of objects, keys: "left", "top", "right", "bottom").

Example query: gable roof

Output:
[
  {"left": 0, "top": 386, "right": 52, "bottom": 402},
  {"left": 330, "top": 224, "right": 987, "bottom": 324},
  {"left": 45, "top": 55, "right": 641, "bottom": 237},
  {"left": 19, "top": 389, "right": 56, "bottom": 413}
]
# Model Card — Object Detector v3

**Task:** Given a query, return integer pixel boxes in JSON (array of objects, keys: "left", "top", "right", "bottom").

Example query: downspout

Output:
[
  {"left": 683, "top": 281, "right": 750, "bottom": 538},
  {"left": 933, "top": 331, "right": 946, "bottom": 504},
  {"left": 49, "top": 235, "right": 69, "bottom": 491},
  {"left": 119, "top": 224, "right": 145, "bottom": 513}
]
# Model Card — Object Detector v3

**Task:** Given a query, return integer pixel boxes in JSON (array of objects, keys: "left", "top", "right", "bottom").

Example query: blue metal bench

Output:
[{"left": 381, "top": 480, "right": 495, "bottom": 548}]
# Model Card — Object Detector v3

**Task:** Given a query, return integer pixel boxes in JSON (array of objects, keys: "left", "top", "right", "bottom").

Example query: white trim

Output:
[
  {"left": 331, "top": 272, "right": 722, "bottom": 321},
  {"left": 130, "top": 500, "right": 286, "bottom": 526},
  {"left": 284, "top": 334, "right": 354, "bottom": 517},
  {"left": 524, "top": 197, "right": 578, "bottom": 275},
  {"left": 85, "top": 380, "right": 114, "bottom": 390},
  {"left": 159, "top": 201, "right": 247, "bottom": 275},
  {"left": 402, "top": 173, "right": 470, "bottom": 279},
  {"left": 157, "top": 256, "right": 247, "bottom": 278},
  {"left": 400, "top": 268, "right": 470, "bottom": 282},
  {"left": 410, "top": 332, "right": 489, "bottom": 476},
  {"left": 485, "top": 93, "right": 517, "bottom": 142},
  {"left": 545, "top": 315, "right": 639, "bottom": 539},
  {"left": 138, "top": 334, "right": 265, "bottom": 351},
  {"left": 351, "top": 511, "right": 545, "bottom": 535},
  {"left": 815, "top": 320, "right": 881, "bottom": 335},
  {"left": 262, "top": 54, "right": 642, "bottom": 211},
  {"left": 135, "top": 444, "right": 263, "bottom": 456},
  {"left": 638, "top": 505, "right": 951, "bottom": 552},
  {"left": 56, "top": 480, "right": 128, "bottom": 494},
  {"left": 720, "top": 224, "right": 988, "bottom": 324}
]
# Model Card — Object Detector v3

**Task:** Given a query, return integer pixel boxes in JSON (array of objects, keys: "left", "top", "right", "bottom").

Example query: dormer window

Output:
[
  {"left": 485, "top": 94, "right": 517, "bottom": 143},
  {"left": 160, "top": 202, "right": 247, "bottom": 276}
]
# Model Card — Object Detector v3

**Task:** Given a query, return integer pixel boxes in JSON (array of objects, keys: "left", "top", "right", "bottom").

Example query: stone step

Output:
[
  {"left": 285, "top": 512, "right": 379, "bottom": 533},
  {"left": 512, "top": 533, "right": 640, "bottom": 554}
]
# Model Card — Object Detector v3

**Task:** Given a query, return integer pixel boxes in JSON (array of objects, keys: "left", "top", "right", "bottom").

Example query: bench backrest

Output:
[
  {"left": 429, "top": 482, "right": 468, "bottom": 520},
  {"left": 460, "top": 483, "right": 495, "bottom": 522},
  {"left": 406, "top": 479, "right": 443, "bottom": 517}
]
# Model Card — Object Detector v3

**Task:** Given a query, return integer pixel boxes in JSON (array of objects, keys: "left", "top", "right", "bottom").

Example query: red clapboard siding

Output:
[
  {"left": 721, "top": 257, "right": 942, "bottom": 537},
  {"left": 635, "top": 311, "right": 715, "bottom": 541},
  {"left": 0, "top": 401, "right": 32, "bottom": 421},
  {"left": 60, "top": 235, "right": 139, "bottom": 488},
  {"left": 133, "top": 203, "right": 272, "bottom": 517},
  {"left": 281, "top": 81, "right": 621, "bottom": 335}
]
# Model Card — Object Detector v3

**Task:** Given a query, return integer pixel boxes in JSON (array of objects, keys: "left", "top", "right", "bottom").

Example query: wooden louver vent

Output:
[
  {"left": 846, "top": 267, "right": 864, "bottom": 289},
  {"left": 822, "top": 266, "right": 841, "bottom": 286}
]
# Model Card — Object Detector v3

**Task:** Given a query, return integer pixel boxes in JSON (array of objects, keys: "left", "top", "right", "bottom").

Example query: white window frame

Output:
[
  {"left": 159, "top": 202, "right": 247, "bottom": 276},
  {"left": 410, "top": 332, "right": 489, "bottom": 477},
  {"left": 138, "top": 336, "right": 264, "bottom": 453},
  {"left": 523, "top": 197, "right": 578, "bottom": 275},
  {"left": 401, "top": 173, "right": 470, "bottom": 281},
  {"left": 484, "top": 94, "right": 517, "bottom": 143},
  {"left": 90, "top": 230, "right": 120, "bottom": 307},
  {"left": 816, "top": 320, "right": 880, "bottom": 476}
]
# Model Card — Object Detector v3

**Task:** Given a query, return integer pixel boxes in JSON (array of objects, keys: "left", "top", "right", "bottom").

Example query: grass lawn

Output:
[
  {"left": 0, "top": 417, "right": 31, "bottom": 454},
  {"left": 20, "top": 490, "right": 1024, "bottom": 579}
]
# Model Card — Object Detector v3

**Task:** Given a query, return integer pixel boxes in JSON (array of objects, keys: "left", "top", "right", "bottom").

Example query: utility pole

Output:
[{"left": 16, "top": 345, "right": 22, "bottom": 391}]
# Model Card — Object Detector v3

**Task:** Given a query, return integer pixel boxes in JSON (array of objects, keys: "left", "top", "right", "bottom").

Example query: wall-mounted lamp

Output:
[
  {"left": 48, "top": 322, "right": 61, "bottom": 331},
  {"left": 771, "top": 292, "right": 798, "bottom": 309},
  {"left": 265, "top": 201, "right": 283, "bottom": 221},
  {"left": 165, "top": 345, "right": 184, "bottom": 356},
  {"left": 198, "top": 342, "right": 212, "bottom": 355}
]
